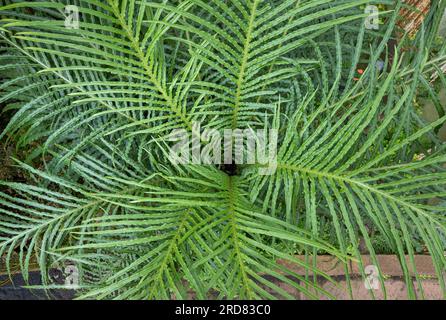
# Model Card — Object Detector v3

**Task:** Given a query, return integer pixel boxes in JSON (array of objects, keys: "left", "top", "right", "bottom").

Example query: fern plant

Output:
[{"left": 0, "top": 0, "right": 446, "bottom": 299}]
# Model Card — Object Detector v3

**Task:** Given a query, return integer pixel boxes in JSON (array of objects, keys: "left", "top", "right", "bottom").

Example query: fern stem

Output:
[
  {"left": 232, "top": 0, "right": 260, "bottom": 129},
  {"left": 226, "top": 176, "right": 254, "bottom": 299}
]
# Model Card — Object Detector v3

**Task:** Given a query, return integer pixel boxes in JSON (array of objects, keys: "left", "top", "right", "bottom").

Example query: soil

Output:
[
  {"left": 0, "top": 142, "right": 16, "bottom": 181},
  {"left": 0, "top": 103, "right": 26, "bottom": 184},
  {"left": 0, "top": 271, "right": 75, "bottom": 300}
]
